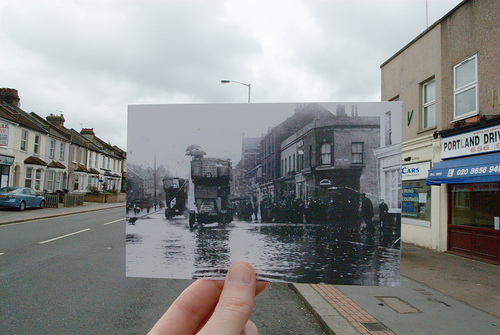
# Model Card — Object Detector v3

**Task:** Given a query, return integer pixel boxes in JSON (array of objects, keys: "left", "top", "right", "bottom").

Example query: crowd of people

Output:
[{"left": 232, "top": 193, "right": 391, "bottom": 227}]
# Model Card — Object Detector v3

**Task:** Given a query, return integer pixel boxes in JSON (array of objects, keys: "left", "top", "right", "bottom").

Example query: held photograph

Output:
[{"left": 126, "top": 102, "right": 403, "bottom": 286}]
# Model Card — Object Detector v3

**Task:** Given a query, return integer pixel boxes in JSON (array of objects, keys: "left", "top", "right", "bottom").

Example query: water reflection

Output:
[{"left": 126, "top": 212, "right": 400, "bottom": 286}]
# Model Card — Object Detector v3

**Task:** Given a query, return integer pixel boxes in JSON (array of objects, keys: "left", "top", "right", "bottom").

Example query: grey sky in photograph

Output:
[{"left": 1, "top": 0, "right": 461, "bottom": 150}]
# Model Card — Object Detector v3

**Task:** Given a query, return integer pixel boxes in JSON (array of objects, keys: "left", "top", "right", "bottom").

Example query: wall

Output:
[
  {"left": 84, "top": 192, "right": 127, "bottom": 203},
  {"left": 440, "top": 0, "right": 500, "bottom": 125},
  {"left": 381, "top": 24, "right": 442, "bottom": 141}
]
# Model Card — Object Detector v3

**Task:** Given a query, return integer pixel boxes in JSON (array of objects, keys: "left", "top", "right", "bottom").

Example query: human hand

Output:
[{"left": 149, "top": 261, "right": 269, "bottom": 335}]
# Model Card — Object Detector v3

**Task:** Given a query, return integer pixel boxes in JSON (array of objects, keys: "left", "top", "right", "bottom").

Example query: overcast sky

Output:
[{"left": 1, "top": 0, "right": 461, "bottom": 151}]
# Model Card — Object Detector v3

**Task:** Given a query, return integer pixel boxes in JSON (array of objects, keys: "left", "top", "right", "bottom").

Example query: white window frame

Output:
[
  {"left": 72, "top": 146, "right": 77, "bottom": 163},
  {"left": 59, "top": 143, "right": 65, "bottom": 160},
  {"left": 453, "top": 54, "right": 478, "bottom": 120},
  {"left": 34, "top": 134, "right": 41, "bottom": 154},
  {"left": 49, "top": 139, "right": 56, "bottom": 158},
  {"left": 422, "top": 79, "right": 436, "bottom": 129},
  {"left": 320, "top": 142, "right": 331, "bottom": 165},
  {"left": 55, "top": 171, "right": 63, "bottom": 190},
  {"left": 385, "top": 112, "right": 392, "bottom": 146},
  {"left": 25, "top": 167, "right": 43, "bottom": 191},
  {"left": 20, "top": 129, "right": 28, "bottom": 151},
  {"left": 25, "top": 167, "right": 33, "bottom": 188},
  {"left": 47, "top": 170, "right": 55, "bottom": 191},
  {"left": 384, "top": 168, "right": 402, "bottom": 210},
  {"left": 351, "top": 142, "right": 364, "bottom": 164},
  {"left": 80, "top": 149, "right": 85, "bottom": 164},
  {"left": 34, "top": 168, "right": 43, "bottom": 191}
]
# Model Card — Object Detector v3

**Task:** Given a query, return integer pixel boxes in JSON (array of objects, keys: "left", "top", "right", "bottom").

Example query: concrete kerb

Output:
[
  {"left": 0, "top": 202, "right": 125, "bottom": 226},
  {"left": 291, "top": 283, "right": 358, "bottom": 335}
]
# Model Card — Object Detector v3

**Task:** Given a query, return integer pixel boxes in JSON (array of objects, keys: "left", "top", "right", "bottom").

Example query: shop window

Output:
[
  {"left": 320, "top": 142, "right": 331, "bottom": 165},
  {"left": 422, "top": 79, "right": 436, "bottom": 129},
  {"left": 385, "top": 169, "right": 402, "bottom": 210},
  {"left": 450, "top": 183, "right": 499, "bottom": 229},
  {"left": 454, "top": 54, "right": 478, "bottom": 120},
  {"left": 351, "top": 142, "right": 364, "bottom": 164},
  {"left": 0, "top": 165, "right": 10, "bottom": 188},
  {"left": 402, "top": 181, "right": 431, "bottom": 221}
]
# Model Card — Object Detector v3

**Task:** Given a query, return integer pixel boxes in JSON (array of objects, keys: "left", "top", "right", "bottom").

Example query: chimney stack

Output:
[
  {"left": 0, "top": 88, "right": 20, "bottom": 107},
  {"left": 81, "top": 128, "right": 95, "bottom": 135},
  {"left": 46, "top": 113, "right": 65, "bottom": 128}
]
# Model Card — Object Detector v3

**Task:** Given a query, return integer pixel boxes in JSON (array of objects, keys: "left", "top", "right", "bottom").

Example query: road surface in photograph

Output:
[{"left": 127, "top": 209, "right": 400, "bottom": 286}]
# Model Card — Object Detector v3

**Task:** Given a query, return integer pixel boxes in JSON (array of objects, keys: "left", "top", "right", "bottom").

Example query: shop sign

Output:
[
  {"left": 402, "top": 161, "right": 431, "bottom": 181},
  {"left": 0, "top": 126, "right": 8, "bottom": 146},
  {"left": 441, "top": 124, "right": 500, "bottom": 159},
  {"left": 0, "top": 154, "right": 14, "bottom": 165}
]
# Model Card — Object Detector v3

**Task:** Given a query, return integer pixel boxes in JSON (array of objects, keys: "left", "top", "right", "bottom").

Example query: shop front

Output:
[
  {"left": 428, "top": 124, "right": 500, "bottom": 264},
  {"left": 402, "top": 161, "right": 431, "bottom": 226},
  {"left": 0, "top": 154, "right": 14, "bottom": 188}
]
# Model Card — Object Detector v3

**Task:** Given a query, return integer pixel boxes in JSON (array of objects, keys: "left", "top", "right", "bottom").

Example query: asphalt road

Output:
[{"left": 0, "top": 208, "right": 326, "bottom": 334}]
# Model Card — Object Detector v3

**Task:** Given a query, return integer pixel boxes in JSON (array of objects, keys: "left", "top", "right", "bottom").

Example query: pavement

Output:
[{"left": 2, "top": 203, "right": 499, "bottom": 334}]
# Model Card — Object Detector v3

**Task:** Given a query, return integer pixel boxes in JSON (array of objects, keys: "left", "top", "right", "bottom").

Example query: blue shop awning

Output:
[{"left": 427, "top": 152, "right": 500, "bottom": 185}]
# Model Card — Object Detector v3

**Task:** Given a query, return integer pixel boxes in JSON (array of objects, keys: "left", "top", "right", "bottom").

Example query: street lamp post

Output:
[{"left": 221, "top": 80, "right": 251, "bottom": 103}]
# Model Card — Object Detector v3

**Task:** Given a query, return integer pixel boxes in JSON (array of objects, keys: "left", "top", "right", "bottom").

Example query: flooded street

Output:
[{"left": 127, "top": 210, "right": 401, "bottom": 286}]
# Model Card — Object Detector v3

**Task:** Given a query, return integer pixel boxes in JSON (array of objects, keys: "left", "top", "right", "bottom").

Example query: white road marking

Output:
[
  {"left": 39, "top": 228, "right": 91, "bottom": 244},
  {"left": 104, "top": 218, "right": 125, "bottom": 226},
  {"left": 0, "top": 253, "right": 4, "bottom": 256}
]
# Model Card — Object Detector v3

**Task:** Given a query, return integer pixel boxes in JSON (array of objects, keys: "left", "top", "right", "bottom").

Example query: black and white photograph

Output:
[{"left": 126, "top": 101, "right": 403, "bottom": 285}]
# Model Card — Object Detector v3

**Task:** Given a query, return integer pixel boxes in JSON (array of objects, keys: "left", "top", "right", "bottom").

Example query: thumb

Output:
[{"left": 198, "top": 262, "right": 257, "bottom": 335}]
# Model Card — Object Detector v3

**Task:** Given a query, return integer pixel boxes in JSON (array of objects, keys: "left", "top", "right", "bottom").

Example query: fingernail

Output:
[{"left": 228, "top": 262, "right": 253, "bottom": 285}]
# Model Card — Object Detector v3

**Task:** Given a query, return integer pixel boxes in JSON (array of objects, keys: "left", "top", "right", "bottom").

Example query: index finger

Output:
[{"left": 198, "top": 262, "right": 258, "bottom": 335}]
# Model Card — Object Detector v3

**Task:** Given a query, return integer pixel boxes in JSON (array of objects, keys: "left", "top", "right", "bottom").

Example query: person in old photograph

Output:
[
  {"left": 360, "top": 193, "right": 374, "bottom": 232},
  {"left": 379, "top": 199, "right": 389, "bottom": 227}
]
